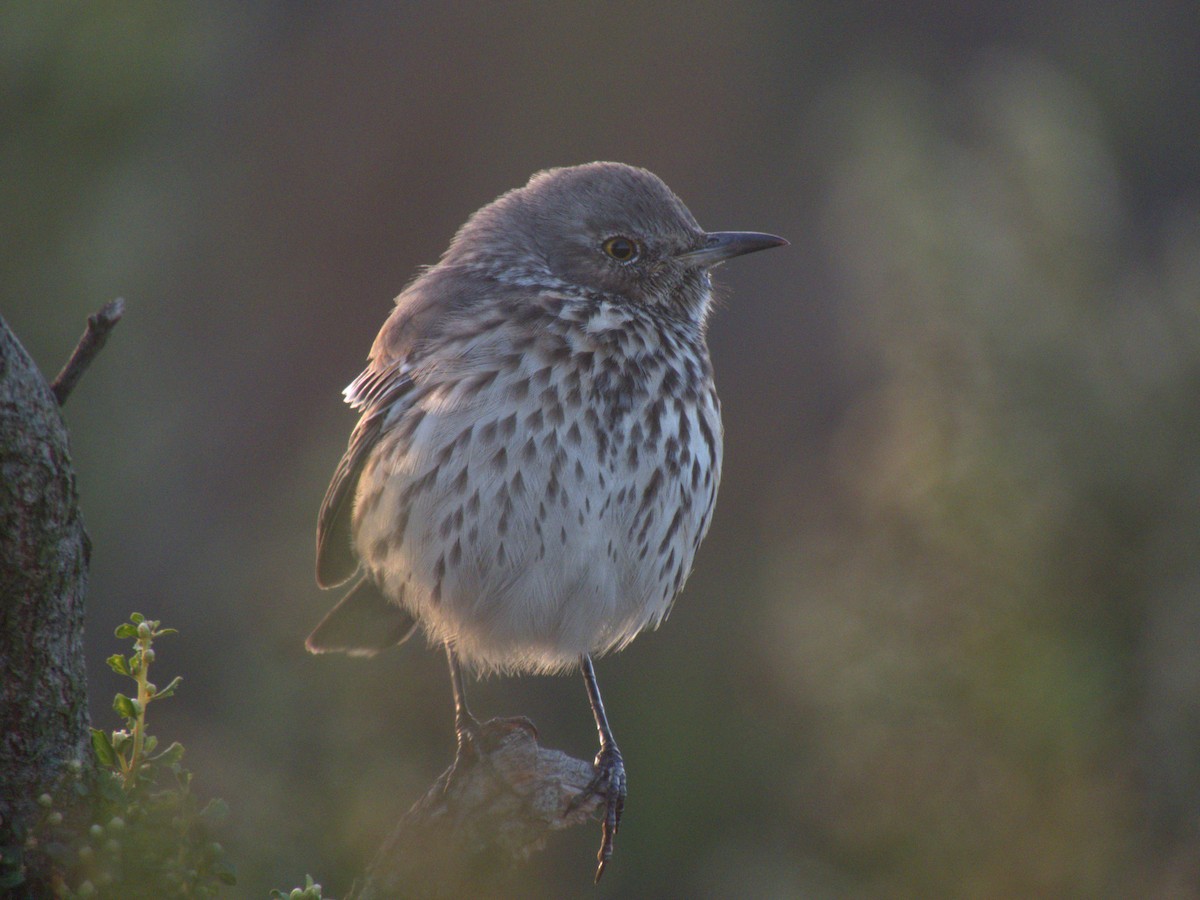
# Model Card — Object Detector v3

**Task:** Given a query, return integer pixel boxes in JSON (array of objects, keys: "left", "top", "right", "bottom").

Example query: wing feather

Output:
[
  {"left": 314, "top": 265, "right": 493, "bottom": 589},
  {"left": 315, "top": 367, "right": 412, "bottom": 587}
]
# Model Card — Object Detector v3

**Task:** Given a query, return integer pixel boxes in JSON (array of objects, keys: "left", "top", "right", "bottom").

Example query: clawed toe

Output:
[
  {"left": 443, "top": 715, "right": 542, "bottom": 793},
  {"left": 569, "top": 744, "right": 626, "bottom": 882},
  {"left": 491, "top": 715, "right": 539, "bottom": 741},
  {"left": 442, "top": 712, "right": 482, "bottom": 790}
]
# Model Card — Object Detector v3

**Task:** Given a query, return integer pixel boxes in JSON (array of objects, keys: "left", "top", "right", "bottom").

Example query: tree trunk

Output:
[{"left": 0, "top": 315, "right": 93, "bottom": 884}]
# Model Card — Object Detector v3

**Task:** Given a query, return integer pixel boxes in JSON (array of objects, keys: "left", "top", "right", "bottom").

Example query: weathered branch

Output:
[
  {"left": 50, "top": 297, "right": 125, "bottom": 406},
  {"left": 349, "top": 718, "right": 603, "bottom": 899}
]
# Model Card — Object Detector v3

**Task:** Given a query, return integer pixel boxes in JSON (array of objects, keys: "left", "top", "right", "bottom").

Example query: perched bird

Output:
[{"left": 308, "top": 162, "right": 784, "bottom": 879}]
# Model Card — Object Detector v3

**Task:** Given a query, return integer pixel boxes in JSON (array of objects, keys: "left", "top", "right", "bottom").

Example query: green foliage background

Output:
[{"left": 4, "top": 2, "right": 1198, "bottom": 896}]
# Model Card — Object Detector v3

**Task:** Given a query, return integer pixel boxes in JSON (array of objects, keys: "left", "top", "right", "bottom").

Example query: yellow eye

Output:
[{"left": 602, "top": 236, "right": 640, "bottom": 263}]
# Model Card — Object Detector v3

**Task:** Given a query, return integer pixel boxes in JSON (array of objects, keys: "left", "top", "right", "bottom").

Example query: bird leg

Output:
[
  {"left": 570, "top": 654, "right": 627, "bottom": 882},
  {"left": 443, "top": 642, "right": 538, "bottom": 789},
  {"left": 445, "top": 642, "right": 481, "bottom": 780}
]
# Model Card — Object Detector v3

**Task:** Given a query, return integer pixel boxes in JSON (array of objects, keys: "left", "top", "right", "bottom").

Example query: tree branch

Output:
[
  {"left": 349, "top": 718, "right": 603, "bottom": 899},
  {"left": 50, "top": 298, "right": 125, "bottom": 406}
]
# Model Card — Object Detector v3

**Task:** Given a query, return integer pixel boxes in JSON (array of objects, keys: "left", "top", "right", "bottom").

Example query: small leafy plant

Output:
[
  {"left": 16, "top": 614, "right": 235, "bottom": 897},
  {"left": 94, "top": 614, "right": 185, "bottom": 789},
  {"left": 270, "top": 873, "right": 326, "bottom": 899}
]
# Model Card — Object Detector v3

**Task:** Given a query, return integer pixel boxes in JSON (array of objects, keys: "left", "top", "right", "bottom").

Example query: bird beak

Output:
[{"left": 676, "top": 231, "right": 788, "bottom": 266}]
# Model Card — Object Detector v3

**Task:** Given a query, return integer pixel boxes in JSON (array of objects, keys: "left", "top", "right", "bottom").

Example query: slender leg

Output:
[
  {"left": 445, "top": 642, "right": 480, "bottom": 776},
  {"left": 443, "top": 642, "right": 539, "bottom": 791},
  {"left": 576, "top": 654, "right": 627, "bottom": 882}
]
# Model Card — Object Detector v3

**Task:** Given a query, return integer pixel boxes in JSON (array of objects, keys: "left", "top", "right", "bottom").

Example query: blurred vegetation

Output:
[
  {"left": 12, "top": 616, "right": 234, "bottom": 897},
  {"left": 3, "top": 3, "right": 1197, "bottom": 897}
]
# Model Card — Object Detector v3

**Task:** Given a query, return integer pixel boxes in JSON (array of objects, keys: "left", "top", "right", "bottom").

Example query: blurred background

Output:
[{"left": 4, "top": 2, "right": 1199, "bottom": 896}]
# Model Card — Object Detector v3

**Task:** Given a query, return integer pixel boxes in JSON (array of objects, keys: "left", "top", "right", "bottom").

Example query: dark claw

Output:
[
  {"left": 570, "top": 743, "right": 626, "bottom": 882},
  {"left": 443, "top": 715, "right": 541, "bottom": 792},
  {"left": 492, "top": 714, "right": 539, "bottom": 742}
]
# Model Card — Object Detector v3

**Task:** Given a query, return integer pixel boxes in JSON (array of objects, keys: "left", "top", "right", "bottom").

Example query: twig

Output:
[
  {"left": 350, "top": 718, "right": 603, "bottom": 899},
  {"left": 51, "top": 298, "right": 126, "bottom": 405}
]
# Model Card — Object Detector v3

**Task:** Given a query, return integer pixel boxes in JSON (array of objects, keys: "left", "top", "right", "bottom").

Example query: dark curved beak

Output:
[{"left": 676, "top": 231, "right": 788, "bottom": 266}]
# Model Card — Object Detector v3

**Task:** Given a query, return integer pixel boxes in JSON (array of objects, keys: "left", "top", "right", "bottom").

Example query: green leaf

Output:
[
  {"left": 155, "top": 627, "right": 179, "bottom": 637},
  {"left": 111, "top": 731, "right": 131, "bottom": 754},
  {"left": 114, "top": 623, "right": 137, "bottom": 640},
  {"left": 130, "top": 612, "right": 145, "bottom": 624},
  {"left": 106, "top": 654, "right": 131, "bottom": 677},
  {"left": 215, "top": 864, "right": 237, "bottom": 886},
  {"left": 91, "top": 728, "right": 116, "bottom": 767},
  {"left": 112, "top": 693, "right": 137, "bottom": 720},
  {"left": 155, "top": 675, "right": 183, "bottom": 700},
  {"left": 150, "top": 741, "right": 185, "bottom": 766}
]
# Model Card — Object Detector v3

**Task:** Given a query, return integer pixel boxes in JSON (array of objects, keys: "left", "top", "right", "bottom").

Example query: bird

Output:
[{"left": 307, "top": 161, "right": 785, "bottom": 880}]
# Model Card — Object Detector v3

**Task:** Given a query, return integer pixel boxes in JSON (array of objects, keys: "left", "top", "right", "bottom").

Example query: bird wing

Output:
[
  {"left": 315, "top": 266, "right": 487, "bottom": 588},
  {"left": 314, "top": 364, "right": 412, "bottom": 588}
]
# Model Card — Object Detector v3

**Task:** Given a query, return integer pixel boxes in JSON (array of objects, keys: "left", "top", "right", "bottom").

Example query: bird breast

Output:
[{"left": 352, "top": 300, "right": 722, "bottom": 674}]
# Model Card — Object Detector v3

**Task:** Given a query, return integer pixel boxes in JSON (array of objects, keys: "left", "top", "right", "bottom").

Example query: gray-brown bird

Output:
[{"left": 308, "top": 162, "right": 784, "bottom": 879}]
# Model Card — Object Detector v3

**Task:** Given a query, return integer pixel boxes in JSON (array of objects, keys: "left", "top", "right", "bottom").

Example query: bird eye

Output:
[{"left": 601, "top": 236, "right": 640, "bottom": 263}]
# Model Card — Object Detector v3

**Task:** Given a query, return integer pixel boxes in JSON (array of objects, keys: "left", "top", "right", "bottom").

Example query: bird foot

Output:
[
  {"left": 443, "top": 715, "right": 540, "bottom": 790},
  {"left": 484, "top": 715, "right": 540, "bottom": 742},
  {"left": 569, "top": 743, "right": 626, "bottom": 882},
  {"left": 443, "top": 712, "right": 482, "bottom": 790}
]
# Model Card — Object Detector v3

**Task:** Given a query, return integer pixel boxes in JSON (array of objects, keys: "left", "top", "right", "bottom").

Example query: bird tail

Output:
[{"left": 306, "top": 575, "right": 417, "bottom": 656}]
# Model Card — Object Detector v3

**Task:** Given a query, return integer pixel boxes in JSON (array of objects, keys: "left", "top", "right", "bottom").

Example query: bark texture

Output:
[{"left": 0, "top": 316, "right": 92, "bottom": 866}]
